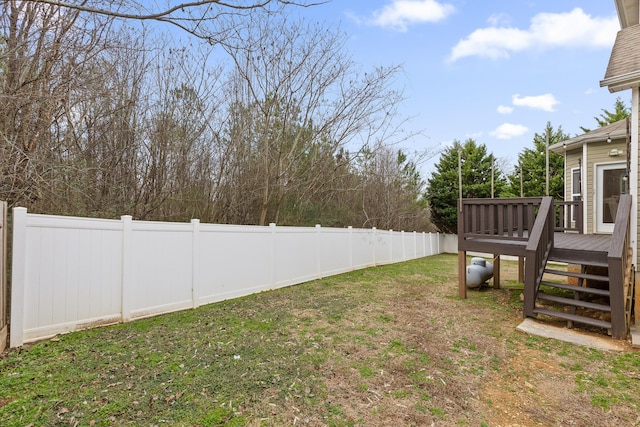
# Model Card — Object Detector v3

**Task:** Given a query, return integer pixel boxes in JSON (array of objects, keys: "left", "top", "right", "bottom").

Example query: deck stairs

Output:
[{"left": 533, "top": 247, "right": 613, "bottom": 333}]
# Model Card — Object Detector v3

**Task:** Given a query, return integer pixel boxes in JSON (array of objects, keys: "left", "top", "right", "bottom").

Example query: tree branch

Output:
[{"left": 21, "top": 0, "right": 327, "bottom": 21}]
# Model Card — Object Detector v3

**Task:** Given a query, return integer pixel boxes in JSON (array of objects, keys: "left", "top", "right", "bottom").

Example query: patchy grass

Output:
[{"left": 0, "top": 254, "right": 639, "bottom": 426}]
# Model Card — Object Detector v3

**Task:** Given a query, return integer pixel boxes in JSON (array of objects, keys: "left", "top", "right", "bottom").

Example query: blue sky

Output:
[{"left": 292, "top": 0, "right": 622, "bottom": 175}]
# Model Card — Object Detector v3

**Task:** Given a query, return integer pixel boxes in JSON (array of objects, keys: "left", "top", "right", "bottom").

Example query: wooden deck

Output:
[{"left": 457, "top": 195, "right": 633, "bottom": 339}]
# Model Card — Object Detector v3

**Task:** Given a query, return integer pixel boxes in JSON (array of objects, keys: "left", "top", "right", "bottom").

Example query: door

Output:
[{"left": 596, "top": 163, "right": 627, "bottom": 233}]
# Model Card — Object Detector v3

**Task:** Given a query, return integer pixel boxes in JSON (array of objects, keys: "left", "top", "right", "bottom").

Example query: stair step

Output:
[
  {"left": 533, "top": 307, "right": 612, "bottom": 330},
  {"left": 547, "top": 255, "right": 608, "bottom": 268},
  {"left": 537, "top": 292, "right": 611, "bottom": 312},
  {"left": 539, "top": 281, "right": 611, "bottom": 297},
  {"left": 548, "top": 248, "right": 608, "bottom": 266},
  {"left": 543, "top": 268, "right": 609, "bottom": 282}
]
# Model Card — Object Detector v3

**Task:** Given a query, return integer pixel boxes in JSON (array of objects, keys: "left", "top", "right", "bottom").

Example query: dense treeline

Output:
[{"left": 0, "top": 1, "right": 432, "bottom": 231}]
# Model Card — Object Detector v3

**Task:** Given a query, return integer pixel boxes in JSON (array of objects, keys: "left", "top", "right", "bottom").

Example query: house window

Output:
[{"left": 571, "top": 167, "right": 581, "bottom": 222}]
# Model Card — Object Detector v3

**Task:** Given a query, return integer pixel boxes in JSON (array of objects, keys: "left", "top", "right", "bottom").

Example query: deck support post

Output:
[
  {"left": 518, "top": 257, "right": 524, "bottom": 283},
  {"left": 458, "top": 250, "right": 467, "bottom": 299},
  {"left": 609, "top": 257, "right": 626, "bottom": 339},
  {"left": 493, "top": 254, "right": 500, "bottom": 289},
  {"left": 523, "top": 253, "right": 536, "bottom": 318},
  {"left": 608, "top": 193, "right": 633, "bottom": 339},
  {"left": 635, "top": 274, "right": 640, "bottom": 324}
]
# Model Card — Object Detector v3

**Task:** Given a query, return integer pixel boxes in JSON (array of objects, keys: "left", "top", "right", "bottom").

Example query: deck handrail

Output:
[
  {"left": 523, "top": 197, "right": 555, "bottom": 318},
  {"left": 607, "top": 193, "right": 632, "bottom": 339}
]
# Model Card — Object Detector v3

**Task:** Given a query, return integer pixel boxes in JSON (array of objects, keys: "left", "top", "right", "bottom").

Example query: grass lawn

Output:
[{"left": 1, "top": 254, "right": 639, "bottom": 426}]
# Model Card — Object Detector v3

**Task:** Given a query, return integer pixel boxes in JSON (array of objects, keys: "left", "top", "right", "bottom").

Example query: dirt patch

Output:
[{"left": 481, "top": 347, "right": 574, "bottom": 426}]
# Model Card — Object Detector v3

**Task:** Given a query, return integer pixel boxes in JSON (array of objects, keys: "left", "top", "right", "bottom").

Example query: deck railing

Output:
[
  {"left": 523, "top": 197, "right": 555, "bottom": 318},
  {"left": 458, "top": 198, "right": 583, "bottom": 256},
  {"left": 607, "top": 194, "right": 632, "bottom": 339},
  {"left": 458, "top": 197, "right": 541, "bottom": 241},
  {"left": 457, "top": 198, "right": 542, "bottom": 258},
  {"left": 554, "top": 200, "right": 583, "bottom": 233}
]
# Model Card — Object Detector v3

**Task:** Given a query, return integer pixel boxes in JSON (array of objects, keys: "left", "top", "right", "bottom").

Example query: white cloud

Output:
[
  {"left": 512, "top": 93, "right": 559, "bottom": 112},
  {"left": 487, "top": 13, "right": 511, "bottom": 27},
  {"left": 497, "top": 105, "right": 513, "bottom": 114},
  {"left": 370, "top": 0, "right": 456, "bottom": 32},
  {"left": 448, "top": 8, "right": 618, "bottom": 62},
  {"left": 490, "top": 123, "right": 529, "bottom": 140}
]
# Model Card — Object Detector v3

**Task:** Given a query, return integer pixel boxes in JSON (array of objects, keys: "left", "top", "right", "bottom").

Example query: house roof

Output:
[
  {"left": 600, "top": 24, "right": 640, "bottom": 92},
  {"left": 616, "top": 0, "right": 639, "bottom": 28},
  {"left": 549, "top": 119, "right": 628, "bottom": 153}
]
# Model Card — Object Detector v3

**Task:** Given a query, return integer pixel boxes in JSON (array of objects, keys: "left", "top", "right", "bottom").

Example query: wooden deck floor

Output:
[
  {"left": 554, "top": 233, "right": 610, "bottom": 253},
  {"left": 460, "top": 232, "right": 612, "bottom": 258}
]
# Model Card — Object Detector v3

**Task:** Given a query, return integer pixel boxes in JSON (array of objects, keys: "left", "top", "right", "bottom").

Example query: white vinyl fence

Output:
[{"left": 10, "top": 208, "right": 450, "bottom": 347}]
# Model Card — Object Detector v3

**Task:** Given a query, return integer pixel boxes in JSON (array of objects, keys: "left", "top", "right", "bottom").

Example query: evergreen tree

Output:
[
  {"left": 507, "top": 123, "right": 567, "bottom": 199},
  {"left": 580, "top": 97, "right": 630, "bottom": 133},
  {"left": 426, "top": 139, "right": 506, "bottom": 233}
]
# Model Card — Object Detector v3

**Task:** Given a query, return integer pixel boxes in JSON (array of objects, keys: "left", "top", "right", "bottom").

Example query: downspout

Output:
[
  {"left": 564, "top": 149, "right": 567, "bottom": 202},
  {"left": 631, "top": 87, "right": 639, "bottom": 271}
]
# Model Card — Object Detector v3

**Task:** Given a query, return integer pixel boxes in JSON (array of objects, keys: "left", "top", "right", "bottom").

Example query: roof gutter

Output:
[
  {"left": 549, "top": 129, "right": 628, "bottom": 153},
  {"left": 600, "top": 70, "right": 640, "bottom": 93}
]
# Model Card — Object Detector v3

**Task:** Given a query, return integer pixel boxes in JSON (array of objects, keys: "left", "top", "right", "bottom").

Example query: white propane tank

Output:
[{"left": 466, "top": 257, "right": 494, "bottom": 288}]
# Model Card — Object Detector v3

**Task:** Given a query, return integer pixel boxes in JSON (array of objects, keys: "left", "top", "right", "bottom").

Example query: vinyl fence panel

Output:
[
  {"left": 273, "top": 226, "right": 319, "bottom": 287},
  {"left": 0, "top": 201, "right": 6, "bottom": 353},
  {"left": 10, "top": 208, "right": 448, "bottom": 347},
  {"left": 375, "top": 229, "right": 393, "bottom": 264},
  {"left": 127, "top": 220, "right": 194, "bottom": 319},
  {"left": 11, "top": 210, "right": 123, "bottom": 347},
  {"left": 351, "top": 228, "right": 376, "bottom": 268},
  {"left": 318, "top": 226, "right": 353, "bottom": 276},
  {"left": 196, "top": 223, "right": 274, "bottom": 305}
]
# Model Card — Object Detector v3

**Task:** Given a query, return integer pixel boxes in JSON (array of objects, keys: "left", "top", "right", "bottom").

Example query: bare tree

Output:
[
  {"left": 1, "top": 0, "right": 435, "bottom": 231},
  {"left": 356, "top": 144, "right": 433, "bottom": 231},
  {"left": 136, "top": 46, "right": 223, "bottom": 221},
  {"left": 0, "top": 0, "right": 116, "bottom": 208},
  {"left": 221, "top": 14, "right": 405, "bottom": 225}
]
